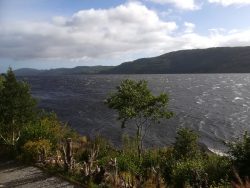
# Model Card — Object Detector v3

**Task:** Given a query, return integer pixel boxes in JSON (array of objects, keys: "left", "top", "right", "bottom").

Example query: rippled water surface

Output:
[{"left": 23, "top": 74, "right": 250, "bottom": 152}]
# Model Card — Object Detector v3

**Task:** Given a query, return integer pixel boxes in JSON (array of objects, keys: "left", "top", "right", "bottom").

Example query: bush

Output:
[
  {"left": 204, "top": 154, "right": 231, "bottom": 185},
  {"left": 172, "top": 159, "right": 205, "bottom": 188},
  {"left": 104, "top": 136, "right": 139, "bottom": 175},
  {"left": 73, "top": 136, "right": 88, "bottom": 162},
  {"left": 228, "top": 131, "right": 250, "bottom": 177},
  {"left": 19, "top": 112, "right": 77, "bottom": 151},
  {"left": 117, "top": 153, "right": 141, "bottom": 175},
  {"left": 142, "top": 150, "right": 160, "bottom": 169},
  {"left": 162, "top": 128, "right": 231, "bottom": 187},
  {"left": 159, "top": 147, "right": 175, "bottom": 184},
  {"left": 22, "top": 139, "right": 52, "bottom": 163},
  {"left": 92, "top": 135, "right": 114, "bottom": 160},
  {"left": 173, "top": 128, "right": 200, "bottom": 160}
]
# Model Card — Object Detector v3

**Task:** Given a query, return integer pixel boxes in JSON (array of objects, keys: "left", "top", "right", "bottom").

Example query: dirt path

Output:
[{"left": 0, "top": 161, "right": 82, "bottom": 188}]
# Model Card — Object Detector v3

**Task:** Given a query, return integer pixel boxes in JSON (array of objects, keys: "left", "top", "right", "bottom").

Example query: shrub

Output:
[
  {"left": 92, "top": 135, "right": 114, "bottom": 160},
  {"left": 228, "top": 131, "right": 250, "bottom": 177},
  {"left": 73, "top": 136, "right": 88, "bottom": 162},
  {"left": 22, "top": 139, "right": 51, "bottom": 163},
  {"left": 117, "top": 153, "right": 141, "bottom": 175},
  {"left": 159, "top": 147, "right": 175, "bottom": 184},
  {"left": 142, "top": 150, "right": 160, "bottom": 170},
  {"left": 204, "top": 154, "right": 231, "bottom": 185},
  {"left": 173, "top": 128, "right": 200, "bottom": 160},
  {"left": 19, "top": 112, "right": 77, "bottom": 151},
  {"left": 172, "top": 159, "right": 205, "bottom": 188}
]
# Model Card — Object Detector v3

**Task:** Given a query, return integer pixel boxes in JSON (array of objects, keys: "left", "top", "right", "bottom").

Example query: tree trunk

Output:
[{"left": 136, "top": 124, "right": 143, "bottom": 159}]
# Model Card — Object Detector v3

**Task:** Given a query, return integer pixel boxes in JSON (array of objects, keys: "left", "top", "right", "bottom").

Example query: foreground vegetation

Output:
[{"left": 0, "top": 69, "right": 250, "bottom": 187}]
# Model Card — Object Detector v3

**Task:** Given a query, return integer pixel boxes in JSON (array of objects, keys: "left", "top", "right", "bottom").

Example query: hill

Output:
[
  {"left": 101, "top": 46, "right": 250, "bottom": 74},
  {"left": 14, "top": 68, "right": 45, "bottom": 76},
  {"left": 14, "top": 66, "right": 114, "bottom": 76},
  {"left": 14, "top": 46, "right": 250, "bottom": 75}
]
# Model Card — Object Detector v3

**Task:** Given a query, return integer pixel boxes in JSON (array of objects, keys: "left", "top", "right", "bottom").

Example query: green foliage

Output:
[
  {"left": 228, "top": 131, "right": 250, "bottom": 177},
  {"left": 172, "top": 159, "right": 205, "bottom": 188},
  {"left": 173, "top": 128, "right": 200, "bottom": 160},
  {"left": 119, "top": 136, "right": 163, "bottom": 177},
  {"left": 0, "top": 74, "right": 4, "bottom": 90},
  {"left": 87, "top": 181, "right": 101, "bottom": 188},
  {"left": 121, "top": 135, "right": 138, "bottom": 157},
  {"left": 204, "top": 154, "right": 231, "bottom": 185},
  {"left": 22, "top": 139, "right": 52, "bottom": 162},
  {"left": 105, "top": 79, "right": 173, "bottom": 125},
  {"left": 117, "top": 153, "right": 141, "bottom": 175},
  {"left": 142, "top": 150, "right": 160, "bottom": 170},
  {"left": 91, "top": 135, "right": 118, "bottom": 166},
  {"left": 0, "top": 68, "right": 37, "bottom": 146},
  {"left": 158, "top": 147, "right": 175, "bottom": 184},
  {"left": 19, "top": 112, "right": 77, "bottom": 150},
  {"left": 161, "top": 128, "right": 232, "bottom": 187},
  {"left": 93, "top": 135, "right": 114, "bottom": 160}
]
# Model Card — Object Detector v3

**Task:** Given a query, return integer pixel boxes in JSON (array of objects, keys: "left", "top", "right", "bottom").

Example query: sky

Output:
[{"left": 1, "top": 0, "right": 250, "bottom": 71}]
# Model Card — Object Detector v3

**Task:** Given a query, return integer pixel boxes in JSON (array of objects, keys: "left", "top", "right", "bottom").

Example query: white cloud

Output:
[
  {"left": 178, "top": 28, "right": 250, "bottom": 49},
  {"left": 148, "top": 0, "right": 200, "bottom": 10},
  {"left": 208, "top": 0, "right": 250, "bottom": 6},
  {"left": 1, "top": 2, "right": 250, "bottom": 66},
  {"left": 0, "top": 2, "right": 178, "bottom": 62},
  {"left": 184, "top": 22, "right": 196, "bottom": 33}
]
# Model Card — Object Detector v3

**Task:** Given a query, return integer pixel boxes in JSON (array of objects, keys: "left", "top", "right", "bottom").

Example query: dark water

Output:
[{"left": 23, "top": 74, "right": 250, "bottom": 153}]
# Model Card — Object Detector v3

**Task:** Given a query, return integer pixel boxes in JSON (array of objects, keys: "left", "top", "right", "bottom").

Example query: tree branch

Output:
[{"left": 0, "top": 133, "right": 9, "bottom": 145}]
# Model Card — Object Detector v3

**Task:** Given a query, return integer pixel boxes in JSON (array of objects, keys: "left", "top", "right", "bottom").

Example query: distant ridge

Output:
[
  {"left": 14, "top": 66, "right": 114, "bottom": 76},
  {"left": 15, "top": 46, "right": 250, "bottom": 75},
  {"left": 14, "top": 68, "right": 46, "bottom": 76},
  {"left": 101, "top": 46, "right": 250, "bottom": 74}
]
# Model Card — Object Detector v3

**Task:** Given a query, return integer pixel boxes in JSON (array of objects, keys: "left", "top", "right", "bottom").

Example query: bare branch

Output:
[{"left": 0, "top": 133, "right": 9, "bottom": 145}]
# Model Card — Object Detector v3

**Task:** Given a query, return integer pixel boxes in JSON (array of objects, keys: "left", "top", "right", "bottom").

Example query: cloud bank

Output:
[{"left": 1, "top": 2, "right": 250, "bottom": 65}]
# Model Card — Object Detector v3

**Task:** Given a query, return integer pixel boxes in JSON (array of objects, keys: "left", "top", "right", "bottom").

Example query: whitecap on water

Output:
[
  {"left": 212, "top": 86, "right": 220, "bottom": 90},
  {"left": 235, "top": 83, "right": 243, "bottom": 87},
  {"left": 232, "top": 97, "right": 244, "bottom": 102},
  {"left": 208, "top": 147, "right": 228, "bottom": 156},
  {"left": 195, "top": 96, "right": 205, "bottom": 104}
]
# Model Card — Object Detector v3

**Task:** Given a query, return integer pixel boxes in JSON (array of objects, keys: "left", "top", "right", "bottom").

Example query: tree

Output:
[
  {"left": 173, "top": 128, "right": 200, "bottom": 160},
  {"left": 0, "top": 74, "right": 4, "bottom": 89},
  {"left": 105, "top": 79, "right": 173, "bottom": 157},
  {"left": 0, "top": 68, "right": 37, "bottom": 146}
]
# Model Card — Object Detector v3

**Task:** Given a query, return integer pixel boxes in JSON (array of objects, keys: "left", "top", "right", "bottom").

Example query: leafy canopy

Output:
[{"left": 105, "top": 79, "right": 173, "bottom": 128}]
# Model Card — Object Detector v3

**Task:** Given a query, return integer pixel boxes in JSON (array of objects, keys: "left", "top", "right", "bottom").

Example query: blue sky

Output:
[{"left": 1, "top": 0, "right": 250, "bottom": 71}]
